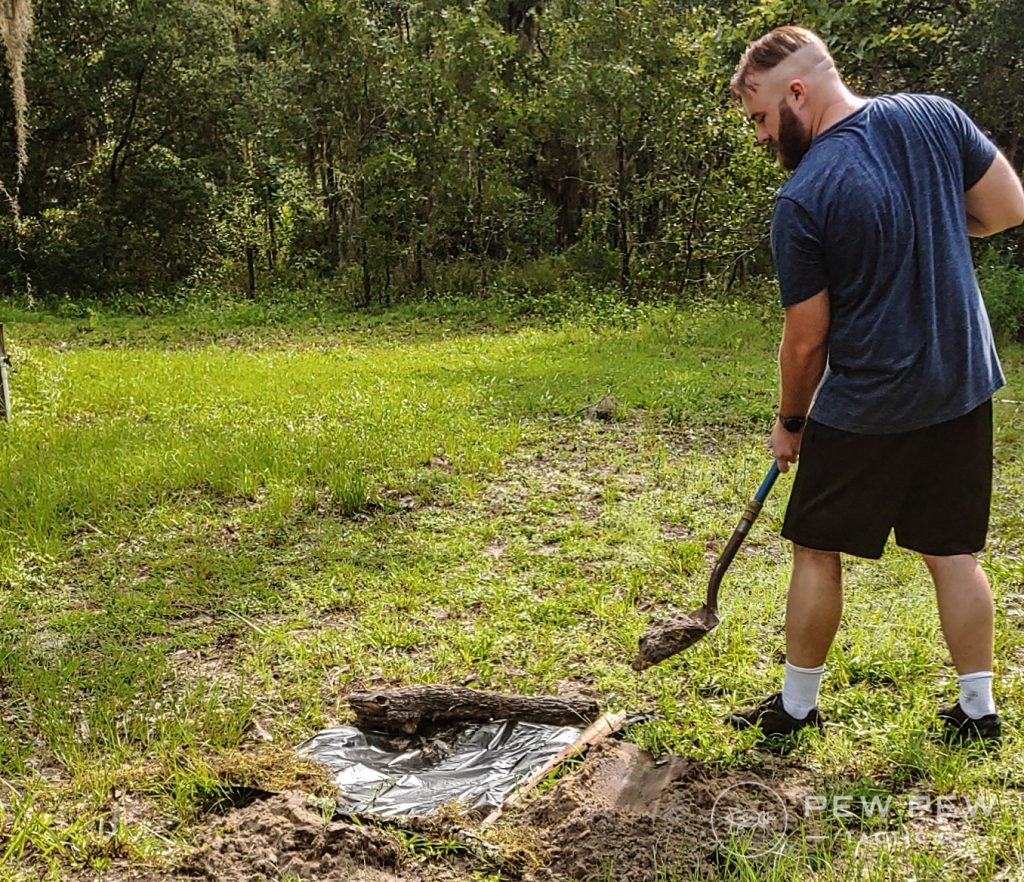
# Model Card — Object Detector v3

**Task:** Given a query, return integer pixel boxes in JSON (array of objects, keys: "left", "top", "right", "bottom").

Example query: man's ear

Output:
[{"left": 788, "top": 79, "right": 808, "bottom": 107}]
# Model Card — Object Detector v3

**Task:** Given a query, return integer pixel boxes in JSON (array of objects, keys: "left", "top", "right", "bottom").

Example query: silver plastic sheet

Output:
[{"left": 297, "top": 719, "right": 581, "bottom": 818}]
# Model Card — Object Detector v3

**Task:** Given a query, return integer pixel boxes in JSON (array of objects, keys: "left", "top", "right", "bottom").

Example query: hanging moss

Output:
[{"left": 0, "top": 0, "right": 34, "bottom": 224}]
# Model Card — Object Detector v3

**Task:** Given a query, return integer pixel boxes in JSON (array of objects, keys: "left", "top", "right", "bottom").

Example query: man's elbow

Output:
[
  {"left": 993, "top": 197, "right": 1024, "bottom": 234},
  {"left": 1012, "top": 199, "right": 1024, "bottom": 231},
  {"left": 969, "top": 205, "right": 1024, "bottom": 237},
  {"left": 965, "top": 164, "right": 1024, "bottom": 236},
  {"left": 782, "top": 338, "right": 828, "bottom": 365},
  {"left": 991, "top": 187, "right": 1024, "bottom": 232}
]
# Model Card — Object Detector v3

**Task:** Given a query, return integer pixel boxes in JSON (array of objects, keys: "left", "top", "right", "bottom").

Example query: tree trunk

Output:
[
  {"left": 680, "top": 173, "right": 708, "bottom": 297},
  {"left": 614, "top": 124, "right": 631, "bottom": 295},
  {"left": 110, "top": 66, "right": 145, "bottom": 191},
  {"left": 359, "top": 178, "right": 371, "bottom": 306},
  {"left": 325, "top": 135, "right": 340, "bottom": 269},
  {"left": 245, "top": 243, "right": 256, "bottom": 298},
  {"left": 266, "top": 183, "right": 277, "bottom": 270},
  {"left": 305, "top": 138, "right": 318, "bottom": 190}
]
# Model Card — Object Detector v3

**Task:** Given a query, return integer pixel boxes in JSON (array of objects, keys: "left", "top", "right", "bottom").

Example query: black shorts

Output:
[{"left": 782, "top": 401, "right": 993, "bottom": 559}]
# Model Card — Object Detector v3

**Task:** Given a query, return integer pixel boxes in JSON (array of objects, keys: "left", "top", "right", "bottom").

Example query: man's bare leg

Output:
[
  {"left": 924, "top": 553, "right": 997, "bottom": 727},
  {"left": 775, "top": 544, "right": 843, "bottom": 718},
  {"left": 729, "top": 543, "right": 842, "bottom": 728},
  {"left": 786, "top": 544, "right": 843, "bottom": 667},
  {"left": 923, "top": 553, "right": 994, "bottom": 674}
]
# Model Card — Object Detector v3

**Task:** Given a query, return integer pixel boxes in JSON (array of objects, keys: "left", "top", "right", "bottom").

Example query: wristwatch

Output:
[{"left": 778, "top": 413, "right": 807, "bottom": 433}]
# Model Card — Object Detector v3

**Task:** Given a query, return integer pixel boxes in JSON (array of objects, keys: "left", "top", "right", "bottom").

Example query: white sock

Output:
[
  {"left": 781, "top": 660, "right": 825, "bottom": 719},
  {"left": 958, "top": 671, "right": 996, "bottom": 719}
]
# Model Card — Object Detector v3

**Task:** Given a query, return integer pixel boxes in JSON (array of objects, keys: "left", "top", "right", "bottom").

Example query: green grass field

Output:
[{"left": 0, "top": 295, "right": 1022, "bottom": 880}]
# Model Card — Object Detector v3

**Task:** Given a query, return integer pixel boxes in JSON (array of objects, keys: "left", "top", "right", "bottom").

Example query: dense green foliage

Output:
[{"left": 0, "top": 0, "right": 1020, "bottom": 303}]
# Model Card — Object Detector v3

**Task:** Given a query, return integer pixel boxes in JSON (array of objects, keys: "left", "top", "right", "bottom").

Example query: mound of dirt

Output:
[
  {"left": 181, "top": 743, "right": 813, "bottom": 882},
  {"left": 517, "top": 740, "right": 811, "bottom": 881},
  {"left": 182, "top": 791, "right": 425, "bottom": 882}
]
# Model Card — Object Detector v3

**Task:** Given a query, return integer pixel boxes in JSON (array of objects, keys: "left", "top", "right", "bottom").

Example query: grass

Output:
[{"left": 0, "top": 292, "right": 1022, "bottom": 879}]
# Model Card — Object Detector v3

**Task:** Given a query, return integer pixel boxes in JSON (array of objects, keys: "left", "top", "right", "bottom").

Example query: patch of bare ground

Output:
[
  {"left": 179, "top": 790, "right": 486, "bottom": 882},
  {"left": 515, "top": 740, "right": 813, "bottom": 881},
  {"left": 164, "top": 740, "right": 817, "bottom": 882},
  {"left": 473, "top": 418, "right": 710, "bottom": 539},
  {"left": 79, "top": 740, "right": 1012, "bottom": 882}
]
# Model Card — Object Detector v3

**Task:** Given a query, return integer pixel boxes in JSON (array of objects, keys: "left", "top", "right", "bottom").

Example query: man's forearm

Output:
[{"left": 778, "top": 337, "right": 827, "bottom": 417}]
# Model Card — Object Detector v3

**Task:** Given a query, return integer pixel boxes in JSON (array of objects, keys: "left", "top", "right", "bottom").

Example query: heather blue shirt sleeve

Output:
[
  {"left": 771, "top": 196, "right": 828, "bottom": 308},
  {"left": 932, "top": 96, "right": 998, "bottom": 189}
]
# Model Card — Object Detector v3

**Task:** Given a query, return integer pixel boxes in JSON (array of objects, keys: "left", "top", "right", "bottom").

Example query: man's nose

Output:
[{"left": 756, "top": 127, "right": 770, "bottom": 145}]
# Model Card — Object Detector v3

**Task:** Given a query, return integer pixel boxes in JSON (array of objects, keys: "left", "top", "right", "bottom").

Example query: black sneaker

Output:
[
  {"left": 726, "top": 692, "right": 824, "bottom": 736},
  {"left": 938, "top": 702, "right": 1002, "bottom": 745}
]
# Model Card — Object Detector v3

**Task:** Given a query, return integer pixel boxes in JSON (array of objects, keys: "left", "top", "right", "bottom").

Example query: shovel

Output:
[{"left": 632, "top": 462, "right": 780, "bottom": 670}]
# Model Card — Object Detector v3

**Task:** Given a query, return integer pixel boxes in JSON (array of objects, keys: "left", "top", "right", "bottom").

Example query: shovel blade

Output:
[{"left": 631, "top": 605, "right": 720, "bottom": 671}]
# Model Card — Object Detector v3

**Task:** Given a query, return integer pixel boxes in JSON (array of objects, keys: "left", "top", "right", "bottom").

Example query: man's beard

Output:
[{"left": 776, "top": 100, "right": 812, "bottom": 171}]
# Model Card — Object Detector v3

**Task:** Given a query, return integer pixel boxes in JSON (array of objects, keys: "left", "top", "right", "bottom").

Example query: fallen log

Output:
[{"left": 347, "top": 686, "right": 600, "bottom": 735}]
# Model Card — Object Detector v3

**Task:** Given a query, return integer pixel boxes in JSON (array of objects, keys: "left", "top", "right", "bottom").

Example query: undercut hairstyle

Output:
[{"left": 730, "top": 26, "right": 833, "bottom": 96}]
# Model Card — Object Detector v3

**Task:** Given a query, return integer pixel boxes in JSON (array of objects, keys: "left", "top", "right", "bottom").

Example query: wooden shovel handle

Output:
[{"left": 704, "top": 463, "right": 779, "bottom": 614}]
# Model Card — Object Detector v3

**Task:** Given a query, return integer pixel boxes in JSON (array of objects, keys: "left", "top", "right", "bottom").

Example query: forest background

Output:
[{"left": 0, "top": 0, "right": 1021, "bottom": 322}]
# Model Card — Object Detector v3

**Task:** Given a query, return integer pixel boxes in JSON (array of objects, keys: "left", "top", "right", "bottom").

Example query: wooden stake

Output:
[
  {"left": 479, "top": 709, "right": 629, "bottom": 829},
  {"left": 0, "top": 324, "right": 10, "bottom": 422}
]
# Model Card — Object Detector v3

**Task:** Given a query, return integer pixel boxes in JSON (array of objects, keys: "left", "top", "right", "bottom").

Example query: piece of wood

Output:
[
  {"left": 347, "top": 685, "right": 601, "bottom": 735},
  {"left": 0, "top": 324, "right": 9, "bottom": 422},
  {"left": 479, "top": 709, "right": 629, "bottom": 829}
]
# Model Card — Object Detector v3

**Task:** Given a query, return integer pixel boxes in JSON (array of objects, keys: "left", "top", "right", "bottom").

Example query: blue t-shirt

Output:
[{"left": 771, "top": 93, "right": 1004, "bottom": 434}]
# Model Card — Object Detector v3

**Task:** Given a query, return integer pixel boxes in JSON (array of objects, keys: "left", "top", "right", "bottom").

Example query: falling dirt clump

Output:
[
  {"left": 516, "top": 740, "right": 810, "bottom": 881},
  {"left": 183, "top": 790, "right": 417, "bottom": 882}
]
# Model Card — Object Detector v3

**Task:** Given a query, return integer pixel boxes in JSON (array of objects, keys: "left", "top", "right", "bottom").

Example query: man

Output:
[{"left": 726, "top": 26, "right": 1024, "bottom": 743}]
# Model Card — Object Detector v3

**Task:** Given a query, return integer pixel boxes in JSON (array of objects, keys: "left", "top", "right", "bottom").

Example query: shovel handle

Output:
[
  {"left": 704, "top": 462, "right": 780, "bottom": 614},
  {"left": 754, "top": 462, "right": 780, "bottom": 504}
]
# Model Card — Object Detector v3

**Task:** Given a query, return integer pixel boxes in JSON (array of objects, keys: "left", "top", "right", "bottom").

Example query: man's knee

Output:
[
  {"left": 793, "top": 543, "right": 841, "bottom": 565},
  {"left": 920, "top": 551, "right": 979, "bottom": 575}
]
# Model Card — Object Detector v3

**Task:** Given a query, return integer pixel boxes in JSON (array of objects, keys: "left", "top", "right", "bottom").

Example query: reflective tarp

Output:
[{"left": 297, "top": 719, "right": 581, "bottom": 817}]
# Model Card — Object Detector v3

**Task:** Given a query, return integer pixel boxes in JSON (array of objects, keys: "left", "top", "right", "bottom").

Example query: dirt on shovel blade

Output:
[{"left": 632, "top": 607, "right": 718, "bottom": 671}]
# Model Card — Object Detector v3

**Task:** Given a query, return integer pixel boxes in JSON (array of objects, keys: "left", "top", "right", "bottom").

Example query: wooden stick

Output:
[
  {"left": 479, "top": 709, "right": 629, "bottom": 829},
  {"left": 0, "top": 324, "right": 10, "bottom": 422}
]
